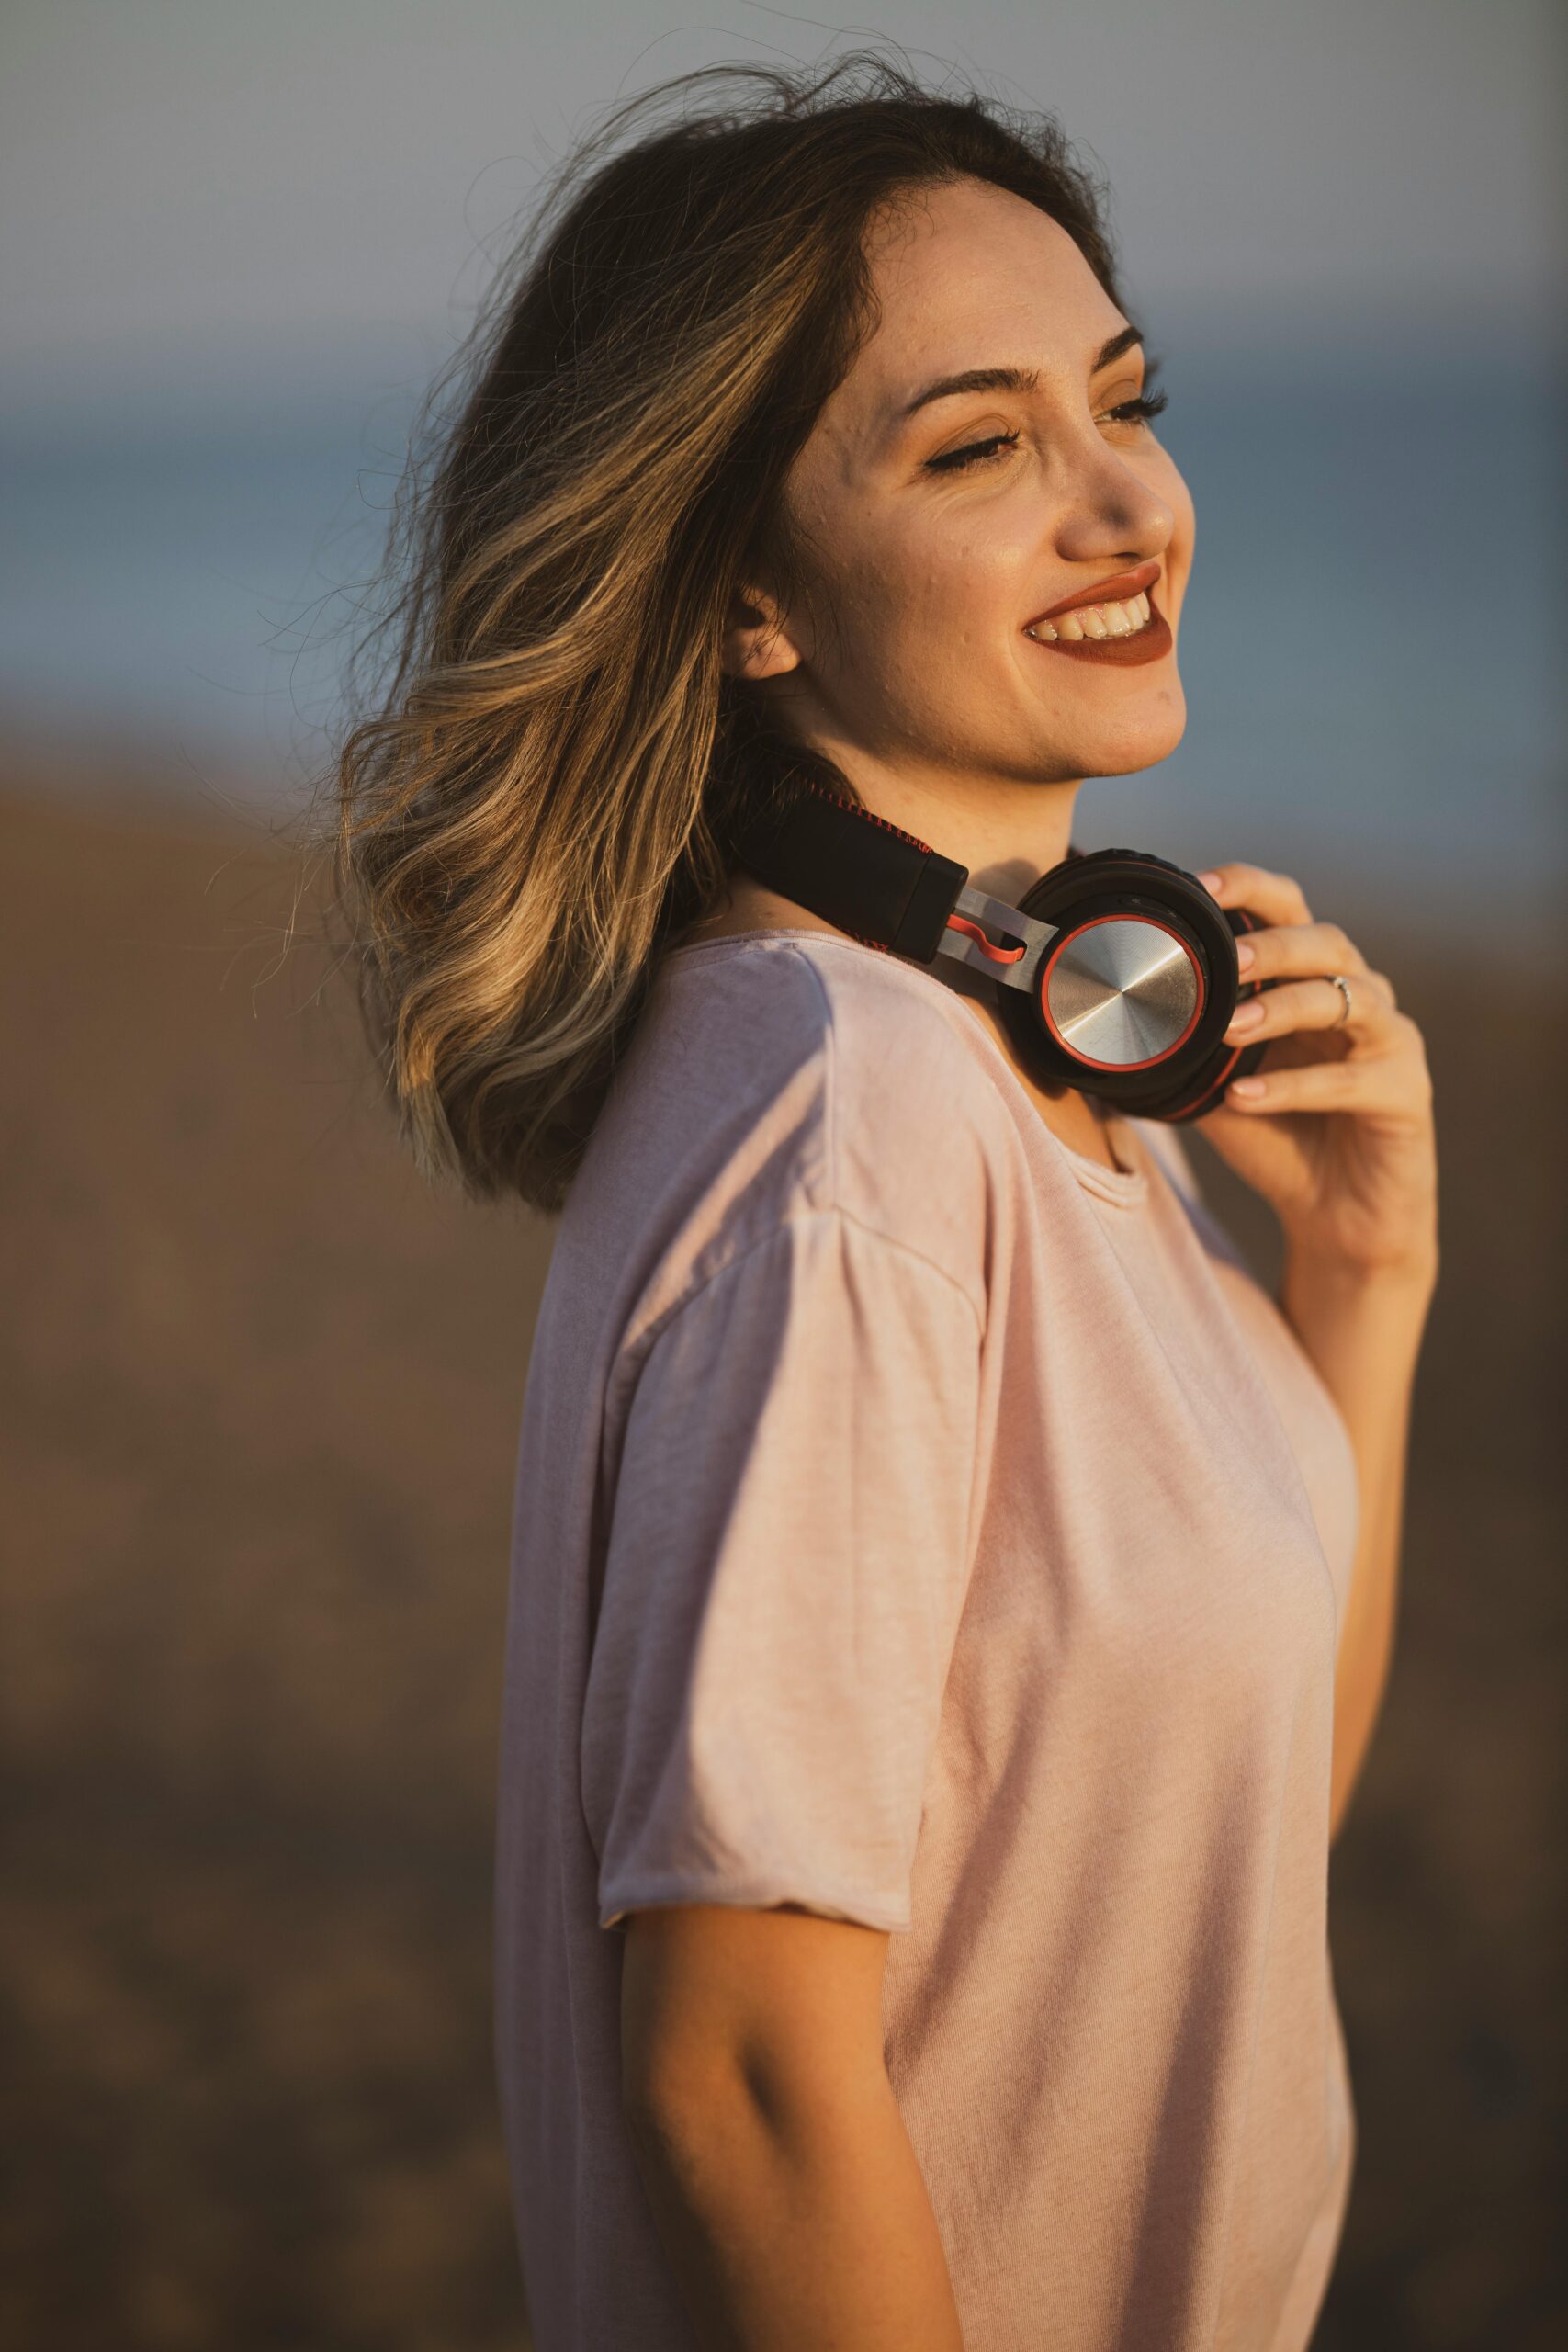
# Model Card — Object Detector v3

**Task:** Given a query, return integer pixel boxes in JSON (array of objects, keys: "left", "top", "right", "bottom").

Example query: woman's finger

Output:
[
  {"left": 1224, "top": 966, "right": 1395, "bottom": 1044},
  {"left": 1224, "top": 971, "right": 1393, "bottom": 1045},
  {"left": 1226, "top": 1014, "right": 1430, "bottom": 1110},
  {"left": 1225, "top": 1057, "right": 1377, "bottom": 1112},
  {"left": 1196, "top": 862, "right": 1314, "bottom": 927},
  {"left": 1234, "top": 917, "right": 1376, "bottom": 985}
]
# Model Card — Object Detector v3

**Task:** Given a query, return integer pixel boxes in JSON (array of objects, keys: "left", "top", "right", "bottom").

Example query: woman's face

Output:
[{"left": 750, "top": 175, "right": 1195, "bottom": 798}]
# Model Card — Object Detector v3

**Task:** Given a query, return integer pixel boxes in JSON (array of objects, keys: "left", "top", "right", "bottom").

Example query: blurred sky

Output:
[
  {"left": 1, "top": 1, "right": 1563, "bottom": 934},
  {"left": 4, "top": 0, "right": 1562, "bottom": 407}
]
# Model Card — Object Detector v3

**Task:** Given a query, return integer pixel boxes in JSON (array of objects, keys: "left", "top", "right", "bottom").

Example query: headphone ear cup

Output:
[
  {"left": 992, "top": 849, "right": 1268, "bottom": 1120},
  {"left": 991, "top": 846, "right": 1250, "bottom": 1110}
]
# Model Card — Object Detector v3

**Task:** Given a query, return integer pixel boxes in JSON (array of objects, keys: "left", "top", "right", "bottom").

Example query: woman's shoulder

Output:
[
  {"left": 773, "top": 926, "right": 1028, "bottom": 1201},
  {"left": 573, "top": 931, "right": 1022, "bottom": 1335},
  {"left": 668, "top": 926, "right": 1023, "bottom": 1159}
]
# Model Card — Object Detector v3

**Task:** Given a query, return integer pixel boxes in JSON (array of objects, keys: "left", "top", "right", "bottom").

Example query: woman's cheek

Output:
[
  {"left": 1151, "top": 456, "right": 1195, "bottom": 611},
  {"left": 819, "top": 508, "right": 1021, "bottom": 721}
]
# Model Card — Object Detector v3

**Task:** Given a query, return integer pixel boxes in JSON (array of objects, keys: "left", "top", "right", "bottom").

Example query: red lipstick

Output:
[
  {"left": 1022, "top": 559, "right": 1170, "bottom": 667},
  {"left": 1033, "top": 559, "right": 1162, "bottom": 621}
]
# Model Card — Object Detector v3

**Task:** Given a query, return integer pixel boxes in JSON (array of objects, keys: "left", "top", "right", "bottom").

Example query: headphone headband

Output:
[{"left": 727, "top": 777, "right": 968, "bottom": 961}]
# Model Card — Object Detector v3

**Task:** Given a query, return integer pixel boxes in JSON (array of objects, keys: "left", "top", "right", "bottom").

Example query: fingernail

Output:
[
  {"left": 1227, "top": 999, "right": 1265, "bottom": 1030},
  {"left": 1230, "top": 1076, "right": 1266, "bottom": 1098},
  {"left": 1235, "top": 939, "right": 1256, "bottom": 970},
  {"left": 1197, "top": 869, "right": 1223, "bottom": 893}
]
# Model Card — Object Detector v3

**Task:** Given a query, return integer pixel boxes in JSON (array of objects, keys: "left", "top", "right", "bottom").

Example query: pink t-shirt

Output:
[{"left": 495, "top": 926, "right": 1359, "bottom": 2352}]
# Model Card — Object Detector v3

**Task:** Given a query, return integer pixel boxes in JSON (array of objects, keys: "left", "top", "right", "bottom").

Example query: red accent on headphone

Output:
[{"left": 944, "top": 912, "right": 1027, "bottom": 965}]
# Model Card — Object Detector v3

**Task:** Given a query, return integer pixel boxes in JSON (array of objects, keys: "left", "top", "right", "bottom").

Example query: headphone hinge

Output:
[{"left": 935, "top": 885, "right": 1057, "bottom": 995}]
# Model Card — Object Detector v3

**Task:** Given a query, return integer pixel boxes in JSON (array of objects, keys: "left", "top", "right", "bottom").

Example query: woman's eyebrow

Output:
[{"left": 898, "top": 325, "right": 1145, "bottom": 421}]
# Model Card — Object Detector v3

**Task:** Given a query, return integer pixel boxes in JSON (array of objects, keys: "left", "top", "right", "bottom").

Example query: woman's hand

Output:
[{"left": 1191, "top": 862, "right": 1438, "bottom": 1279}]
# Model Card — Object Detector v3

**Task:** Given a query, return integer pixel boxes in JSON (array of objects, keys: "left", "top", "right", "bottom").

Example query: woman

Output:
[{"left": 336, "top": 55, "right": 1438, "bottom": 2352}]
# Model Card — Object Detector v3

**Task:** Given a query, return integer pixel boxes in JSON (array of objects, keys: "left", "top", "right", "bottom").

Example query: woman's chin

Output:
[{"left": 1042, "top": 682, "right": 1187, "bottom": 778}]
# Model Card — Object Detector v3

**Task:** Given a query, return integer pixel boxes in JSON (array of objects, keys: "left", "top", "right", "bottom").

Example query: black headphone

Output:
[{"left": 726, "top": 775, "right": 1269, "bottom": 1123}]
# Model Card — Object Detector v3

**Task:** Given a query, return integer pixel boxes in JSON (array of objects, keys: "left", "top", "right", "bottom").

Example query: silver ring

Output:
[{"left": 1326, "top": 973, "right": 1354, "bottom": 1027}]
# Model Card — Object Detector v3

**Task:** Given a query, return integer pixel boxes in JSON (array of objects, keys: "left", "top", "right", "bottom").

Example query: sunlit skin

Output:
[
  {"left": 735, "top": 181, "right": 1195, "bottom": 830},
  {"left": 698, "top": 177, "right": 1194, "bottom": 1170},
  {"left": 633, "top": 176, "right": 1439, "bottom": 2352}
]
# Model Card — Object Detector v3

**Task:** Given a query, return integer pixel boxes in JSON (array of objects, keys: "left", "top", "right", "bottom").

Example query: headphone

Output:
[{"left": 726, "top": 775, "right": 1269, "bottom": 1123}]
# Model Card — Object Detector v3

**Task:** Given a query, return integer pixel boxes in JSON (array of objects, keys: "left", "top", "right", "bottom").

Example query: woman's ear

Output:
[{"left": 720, "top": 583, "right": 805, "bottom": 682}]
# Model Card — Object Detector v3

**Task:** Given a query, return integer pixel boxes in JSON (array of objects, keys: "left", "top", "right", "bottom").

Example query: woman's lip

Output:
[
  {"left": 1023, "top": 600, "right": 1173, "bottom": 666},
  {"left": 1028, "top": 559, "right": 1163, "bottom": 627}
]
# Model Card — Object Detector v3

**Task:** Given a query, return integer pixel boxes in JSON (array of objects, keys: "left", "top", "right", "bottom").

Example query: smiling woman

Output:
[
  {"left": 331, "top": 48, "right": 1437, "bottom": 2352},
  {"left": 332, "top": 61, "right": 1161, "bottom": 1205}
]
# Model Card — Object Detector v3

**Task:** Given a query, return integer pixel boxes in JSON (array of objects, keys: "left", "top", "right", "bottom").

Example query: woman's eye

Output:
[
  {"left": 1103, "top": 388, "right": 1169, "bottom": 429},
  {"left": 923, "top": 429, "right": 1021, "bottom": 475},
  {"left": 922, "top": 384, "right": 1168, "bottom": 476}
]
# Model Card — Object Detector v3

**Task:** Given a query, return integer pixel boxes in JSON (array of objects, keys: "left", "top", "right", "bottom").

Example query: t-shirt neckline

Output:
[{"left": 662, "top": 925, "right": 1152, "bottom": 1206}]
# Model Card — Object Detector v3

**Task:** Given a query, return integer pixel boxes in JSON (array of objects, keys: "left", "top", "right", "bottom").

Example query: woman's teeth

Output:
[{"left": 1028, "top": 591, "right": 1152, "bottom": 643}]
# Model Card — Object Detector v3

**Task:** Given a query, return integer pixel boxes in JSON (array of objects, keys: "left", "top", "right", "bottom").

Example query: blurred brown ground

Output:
[{"left": 1, "top": 755, "right": 1562, "bottom": 2350}]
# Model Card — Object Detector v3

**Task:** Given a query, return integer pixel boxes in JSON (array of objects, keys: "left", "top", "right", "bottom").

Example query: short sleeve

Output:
[{"left": 581, "top": 1208, "right": 983, "bottom": 1936}]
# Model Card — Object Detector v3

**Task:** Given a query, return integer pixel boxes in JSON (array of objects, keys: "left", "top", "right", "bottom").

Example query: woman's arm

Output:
[
  {"left": 620, "top": 1903, "right": 965, "bottom": 2352},
  {"left": 1278, "top": 1244, "right": 1438, "bottom": 1842}
]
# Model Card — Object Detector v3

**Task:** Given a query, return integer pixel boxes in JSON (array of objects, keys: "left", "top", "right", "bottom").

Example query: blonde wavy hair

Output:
[{"left": 332, "top": 52, "right": 1129, "bottom": 1211}]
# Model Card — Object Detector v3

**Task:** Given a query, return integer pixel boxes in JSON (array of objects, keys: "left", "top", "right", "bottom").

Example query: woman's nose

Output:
[{"left": 1050, "top": 427, "right": 1176, "bottom": 551}]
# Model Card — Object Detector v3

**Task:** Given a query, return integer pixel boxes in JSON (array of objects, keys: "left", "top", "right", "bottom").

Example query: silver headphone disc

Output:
[{"left": 1043, "top": 916, "right": 1202, "bottom": 1069}]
